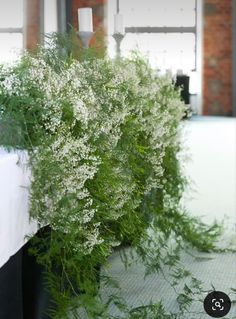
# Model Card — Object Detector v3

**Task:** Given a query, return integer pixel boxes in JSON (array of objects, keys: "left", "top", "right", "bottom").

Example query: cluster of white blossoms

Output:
[
  {"left": 0, "top": 52, "right": 185, "bottom": 255},
  {"left": 0, "top": 72, "right": 21, "bottom": 95}
]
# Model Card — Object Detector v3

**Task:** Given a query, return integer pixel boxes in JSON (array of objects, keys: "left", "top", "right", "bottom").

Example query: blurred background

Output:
[{"left": 0, "top": 0, "right": 235, "bottom": 117}]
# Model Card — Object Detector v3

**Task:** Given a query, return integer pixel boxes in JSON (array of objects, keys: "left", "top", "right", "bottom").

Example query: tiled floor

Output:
[{"left": 101, "top": 249, "right": 236, "bottom": 318}]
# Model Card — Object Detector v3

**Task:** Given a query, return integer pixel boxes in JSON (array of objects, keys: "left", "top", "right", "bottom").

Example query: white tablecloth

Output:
[{"left": 0, "top": 148, "right": 38, "bottom": 268}]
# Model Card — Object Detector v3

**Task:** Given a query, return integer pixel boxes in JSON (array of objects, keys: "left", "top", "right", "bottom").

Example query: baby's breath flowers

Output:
[{"left": 0, "top": 46, "right": 220, "bottom": 318}]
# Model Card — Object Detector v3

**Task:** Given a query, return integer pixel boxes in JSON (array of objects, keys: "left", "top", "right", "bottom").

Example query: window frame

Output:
[
  {"left": 124, "top": 0, "right": 198, "bottom": 71},
  {"left": 0, "top": 1, "right": 23, "bottom": 63},
  {"left": 108, "top": 0, "right": 203, "bottom": 113}
]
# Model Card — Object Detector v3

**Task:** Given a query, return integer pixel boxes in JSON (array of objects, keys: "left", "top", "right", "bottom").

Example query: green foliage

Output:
[{"left": 0, "top": 36, "right": 221, "bottom": 318}]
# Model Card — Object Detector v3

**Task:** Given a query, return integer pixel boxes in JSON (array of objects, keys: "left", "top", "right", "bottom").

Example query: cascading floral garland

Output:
[{"left": 0, "top": 42, "right": 221, "bottom": 318}]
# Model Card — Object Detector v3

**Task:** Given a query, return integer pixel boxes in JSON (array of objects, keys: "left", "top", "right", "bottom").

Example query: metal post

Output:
[
  {"left": 116, "top": 0, "right": 119, "bottom": 13},
  {"left": 57, "top": 0, "right": 66, "bottom": 33}
]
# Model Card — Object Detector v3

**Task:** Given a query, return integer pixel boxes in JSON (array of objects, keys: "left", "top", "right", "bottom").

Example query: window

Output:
[
  {"left": 108, "top": 0, "right": 197, "bottom": 72},
  {"left": 44, "top": 0, "right": 58, "bottom": 35},
  {"left": 0, "top": 0, "right": 23, "bottom": 63},
  {"left": 108, "top": 0, "right": 203, "bottom": 111},
  {"left": 120, "top": 33, "right": 196, "bottom": 71}
]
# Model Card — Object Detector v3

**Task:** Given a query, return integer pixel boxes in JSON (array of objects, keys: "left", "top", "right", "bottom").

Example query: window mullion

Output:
[
  {"left": 0, "top": 28, "right": 22, "bottom": 33},
  {"left": 125, "top": 26, "right": 196, "bottom": 33}
]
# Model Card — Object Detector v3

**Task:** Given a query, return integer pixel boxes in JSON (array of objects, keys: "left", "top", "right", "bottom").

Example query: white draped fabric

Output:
[{"left": 0, "top": 148, "right": 37, "bottom": 268}]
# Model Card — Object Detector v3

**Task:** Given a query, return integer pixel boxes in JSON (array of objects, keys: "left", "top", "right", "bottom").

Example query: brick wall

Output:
[
  {"left": 24, "top": 0, "right": 44, "bottom": 50},
  {"left": 203, "top": 0, "right": 233, "bottom": 115}
]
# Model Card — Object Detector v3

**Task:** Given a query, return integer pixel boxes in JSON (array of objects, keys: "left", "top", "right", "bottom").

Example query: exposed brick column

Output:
[
  {"left": 70, "top": 0, "right": 107, "bottom": 55},
  {"left": 23, "top": 0, "right": 44, "bottom": 51},
  {"left": 203, "top": 0, "right": 233, "bottom": 116}
]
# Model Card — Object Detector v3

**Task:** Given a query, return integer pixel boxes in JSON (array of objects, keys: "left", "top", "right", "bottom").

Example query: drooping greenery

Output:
[{"left": 0, "top": 38, "right": 221, "bottom": 318}]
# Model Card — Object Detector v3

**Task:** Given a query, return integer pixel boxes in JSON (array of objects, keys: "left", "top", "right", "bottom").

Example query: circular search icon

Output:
[{"left": 203, "top": 291, "right": 231, "bottom": 318}]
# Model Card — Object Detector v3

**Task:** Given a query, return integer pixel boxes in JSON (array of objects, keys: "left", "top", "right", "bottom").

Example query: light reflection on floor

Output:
[{"left": 182, "top": 116, "right": 236, "bottom": 248}]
